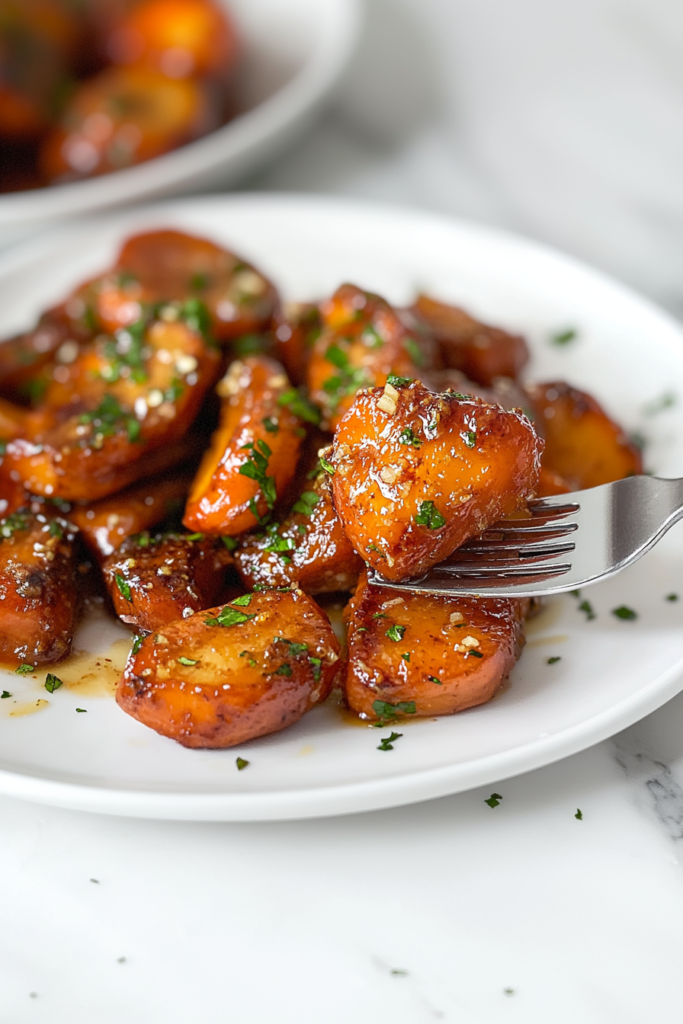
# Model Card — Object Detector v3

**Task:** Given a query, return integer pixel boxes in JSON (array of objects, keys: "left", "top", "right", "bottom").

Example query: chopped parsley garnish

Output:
[
  {"left": 320, "top": 456, "right": 335, "bottom": 475},
  {"left": 361, "top": 324, "right": 383, "bottom": 349},
  {"left": 0, "top": 512, "right": 29, "bottom": 539},
  {"left": 48, "top": 520, "right": 64, "bottom": 538},
  {"left": 385, "top": 624, "right": 406, "bottom": 642},
  {"left": 547, "top": 656, "right": 561, "bottom": 665},
  {"left": 386, "top": 374, "right": 414, "bottom": 388},
  {"left": 79, "top": 394, "right": 142, "bottom": 445},
  {"left": 15, "top": 663, "right": 34, "bottom": 675},
  {"left": 461, "top": 430, "right": 477, "bottom": 448},
  {"left": 292, "top": 491, "right": 319, "bottom": 517},
  {"left": 310, "top": 656, "right": 322, "bottom": 682},
  {"left": 262, "top": 417, "right": 279, "bottom": 434},
  {"left": 233, "top": 333, "right": 267, "bottom": 357},
  {"left": 101, "top": 318, "right": 148, "bottom": 384},
  {"left": 666, "top": 593, "right": 679, "bottom": 602},
  {"left": 1, "top": 690, "right": 11, "bottom": 698},
  {"left": 115, "top": 574, "right": 132, "bottom": 602},
  {"left": 372, "top": 698, "right": 416, "bottom": 723},
  {"left": 44, "top": 673, "right": 63, "bottom": 693},
  {"left": 236, "top": 757, "right": 249, "bottom": 770},
  {"left": 131, "top": 635, "right": 144, "bottom": 655},
  {"left": 377, "top": 731, "right": 403, "bottom": 751},
  {"left": 466, "top": 650, "right": 483, "bottom": 658},
  {"left": 575, "top": 808, "right": 583, "bottom": 820},
  {"left": 612, "top": 605, "right": 637, "bottom": 620},
  {"left": 221, "top": 536, "right": 238, "bottom": 552},
  {"left": 239, "top": 439, "right": 277, "bottom": 510},
  {"left": 116, "top": 270, "right": 138, "bottom": 288},
  {"left": 399, "top": 426, "right": 422, "bottom": 448},
  {"left": 321, "top": 344, "right": 371, "bottom": 405},
  {"left": 177, "top": 657, "right": 199, "bottom": 667},
  {"left": 578, "top": 599, "right": 596, "bottom": 621},
  {"left": 76, "top": 708, "right": 87, "bottom": 713},
  {"left": 185, "top": 533, "right": 203, "bottom": 542},
  {"left": 400, "top": 653, "right": 410, "bottom": 662},
  {"left": 205, "top": 606, "right": 256, "bottom": 627},
  {"left": 643, "top": 391, "right": 676, "bottom": 415},
  {"left": 268, "top": 663, "right": 293, "bottom": 677},
  {"left": 231, "top": 594, "right": 253, "bottom": 607},
  {"left": 551, "top": 328, "right": 578, "bottom": 346},
  {"left": 179, "top": 297, "right": 212, "bottom": 340},
  {"left": 190, "top": 272, "right": 209, "bottom": 292},
  {"left": 415, "top": 500, "right": 446, "bottom": 530},
  {"left": 372, "top": 612, "right": 388, "bottom": 620},
  {"left": 403, "top": 337, "right": 424, "bottom": 366},
  {"left": 485, "top": 792, "right": 502, "bottom": 808},
  {"left": 428, "top": 675, "right": 442, "bottom": 685},
  {"left": 277, "top": 387, "right": 321, "bottom": 425},
  {"left": 264, "top": 535, "right": 295, "bottom": 556}
]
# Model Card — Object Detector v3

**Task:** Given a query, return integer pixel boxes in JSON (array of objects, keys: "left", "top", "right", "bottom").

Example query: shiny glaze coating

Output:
[
  {"left": 235, "top": 464, "right": 363, "bottom": 594},
  {"left": 0, "top": 305, "right": 93, "bottom": 401},
  {"left": 117, "top": 588, "right": 342, "bottom": 748},
  {"left": 412, "top": 294, "right": 529, "bottom": 387},
  {"left": 525, "top": 381, "right": 643, "bottom": 489},
  {"left": 102, "top": 531, "right": 233, "bottom": 632},
  {"left": 4, "top": 314, "right": 220, "bottom": 501},
  {"left": 307, "top": 284, "right": 428, "bottom": 431},
  {"left": 69, "top": 471, "right": 192, "bottom": 557},
  {"left": 272, "top": 303, "right": 321, "bottom": 387},
  {"left": 331, "top": 379, "right": 542, "bottom": 582},
  {"left": 95, "top": 229, "right": 279, "bottom": 341},
  {"left": 184, "top": 356, "right": 305, "bottom": 535},
  {"left": 344, "top": 573, "right": 527, "bottom": 720},
  {"left": 0, "top": 509, "right": 79, "bottom": 665}
]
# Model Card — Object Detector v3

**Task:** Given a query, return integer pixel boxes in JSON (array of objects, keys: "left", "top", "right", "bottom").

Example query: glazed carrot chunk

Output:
[
  {"left": 117, "top": 588, "right": 342, "bottom": 748},
  {"left": 107, "top": 0, "right": 239, "bottom": 80},
  {"left": 307, "top": 284, "right": 429, "bottom": 432},
  {"left": 412, "top": 294, "right": 529, "bottom": 386},
  {"left": 525, "top": 381, "right": 642, "bottom": 489},
  {"left": 184, "top": 356, "right": 307, "bottom": 535},
  {"left": 4, "top": 310, "right": 220, "bottom": 501},
  {"left": 344, "top": 574, "right": 527, "bottom": 721},
  {"left": 69, "top": 471, "right": 193, "bottom": 557},
  {"left": 102, "top": 531, "right": 234, "bottom": 632},
  {"left": 330, "top": 378, "right": 542, "bottom": 582},
  {"left": 272, "top": 303, "right": 321, "bottom": 387},
  {"left": 0, "top": 510, "right": 79, "bottom": 665},
  {"left": 105, "top": 229, "right": 278, "bottom": 342},
  {"left": 39, "top": 66, "right": 216, "bottom": 183},
  {"left": 235, "top": 462, "right": 363, "bottom": 595}
]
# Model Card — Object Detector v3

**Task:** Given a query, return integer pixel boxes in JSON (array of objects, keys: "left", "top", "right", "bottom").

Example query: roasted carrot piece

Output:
[
  {"left": 344, "top": 574, "right": 527, "bottom": 721},
  {"left": 69, "top": 471, "right": 193, "bottom": 557},
  {"left": 4, "top": 310, "right": 221, "bottom": 501},
  {"left": 0, "top": 509, "right": 79, "bottom": 665},
  {"left": 412, "top": 294, "right": 529, "bottom": 386},
  {"left": 102, "top": 229, "right": 279, "bottom": 342},
  {"left": 306, "top": 284, "right": 430, "bottom": 432},
  {"left": 272, "top": 303, "right": 321, "bottom": 386},
  {"left": 102, "top": 531, "right": 233, "bottom": 631},
  {"left": 39, "top": 66, "right": 217, "bottom": 182},
  {"left": 330, "top": 378, "right": 542, "bottom": 582},
  {"left": 235, "top": 461, "right": 363, "bottom": 595},
  {"left": 117, "top": 588, "right": 342, "bottom": 748},
  {"left": 0, "top": 305, "right": 93, "bottom": 402},
  {"left": 107, "top": 0, "right": 240, "bottom": 80},
  {"left": 525, "top": 381, "right": 642, "bottom": 489},
  {"left": 183, "top": 356, "right": 308, "bottom": 535}
]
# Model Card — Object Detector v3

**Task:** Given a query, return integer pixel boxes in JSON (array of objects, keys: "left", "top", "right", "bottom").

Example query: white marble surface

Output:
[{"left": 5, "top": 1, "right": 683, "bottom": 1020}]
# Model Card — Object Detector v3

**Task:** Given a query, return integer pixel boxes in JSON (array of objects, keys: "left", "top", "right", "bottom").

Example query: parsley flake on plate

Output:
[
  {"left": 44, "top": 673, "right": 63, "bottom": 693},
  {"left": 612, "top": 605, "right": 637, "bottom": 621},
  {"left": 377, "top": 731, "right": 403, "bottom": 751},
  {"left": 485, "top": 793, "right": 502, "bottom": 808}
]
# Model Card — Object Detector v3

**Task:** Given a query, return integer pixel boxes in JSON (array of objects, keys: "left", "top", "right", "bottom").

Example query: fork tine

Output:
[{"left": 447, "top": 540, "right": 576, "bottom": 564}]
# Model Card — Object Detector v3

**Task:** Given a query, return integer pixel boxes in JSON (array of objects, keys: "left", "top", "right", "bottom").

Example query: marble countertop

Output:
[{"left": 5, "top": 1, "right": 683, "bottom": 1020}]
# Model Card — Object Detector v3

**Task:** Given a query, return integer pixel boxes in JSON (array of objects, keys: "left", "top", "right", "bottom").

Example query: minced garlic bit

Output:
[
  {"left": 382, "top": 597, "right": 406, "bottom": 609},
  {"left": 216, "top": 360, "right": 246, "bottom": 398},
  {"left": 378, "top": 381, "right": 399, "bottom": 415},
  {"left": 449, "top": 611, "right": 465, "bottom": 624},
  {"left": 461, "top": 635, "right": 480, "bottom": 648},
  {"left": 233, "top": 269, "right": 266, "bottom": 296},
  {"left": 379, "top": 465, "right": 400, "bottom": 485}
]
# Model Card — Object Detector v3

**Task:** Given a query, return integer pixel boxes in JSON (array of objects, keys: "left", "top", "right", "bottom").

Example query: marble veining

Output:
[{"left": 613, "top": 730, "right": 683, "bottom": 845}]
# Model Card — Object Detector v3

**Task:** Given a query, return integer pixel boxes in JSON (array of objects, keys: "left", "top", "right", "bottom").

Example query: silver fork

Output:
[{"left": 367, "top": 476, "right": 683, "bottom": 598}]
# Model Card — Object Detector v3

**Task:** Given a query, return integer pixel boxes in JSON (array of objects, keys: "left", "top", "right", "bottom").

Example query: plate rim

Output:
[{"left": 1, "top": 191, "right": 683, "bottom": 821}]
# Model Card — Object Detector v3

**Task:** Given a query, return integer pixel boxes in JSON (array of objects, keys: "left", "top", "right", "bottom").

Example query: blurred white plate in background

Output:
[
  {"left": 1, "top": 194, "right": 683, "bottom": 821},
  {"left": 0, "top": 0, "right": 360, "bottom": 248}
]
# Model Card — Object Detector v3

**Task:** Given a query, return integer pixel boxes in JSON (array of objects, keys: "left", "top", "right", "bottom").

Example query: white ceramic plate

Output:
[
  {"left": 0, "top": 0, "right": 360, "bottom": 248},
  {"left": 2, "top": 194, "right": 683, "bottom": 822}
]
